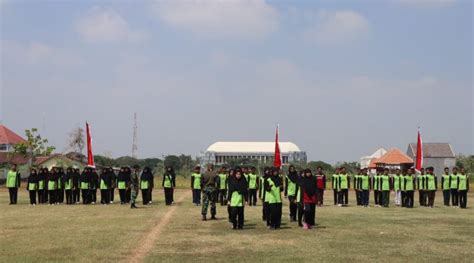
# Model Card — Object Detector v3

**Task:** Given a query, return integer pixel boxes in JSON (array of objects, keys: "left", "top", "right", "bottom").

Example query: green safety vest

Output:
[
  {"left": 192, "top": 173, "right": 201, "bottom": 189},
  {"left": 404, "top": 176, "right": 414, "bottom": 191},
  {"left": 381, "top": 175, "right": 390, "bottom": 191},
  {"left": 163, "top": 175, "right": 172, "bottom": 188},
  {"left": 100, "top": 179, "right": 108, "bottom": 190},
  {"left": 418, "top": 175, "right": 426, "bottom": 190},
  {"left": 230, "top": 191, "right": 244, "bottom": 207},
  {"left": 458, "top": 174, "right": 468, "bottom": 190},
  {"left": 286, "top": 176, "right": 297, "bottom": 196},
  {"left": 65, "top": 178, "right": 73, "bottom": 190},
  {"left": 140, "top": 180, "right": 149, "bottom": 190},
  {"left": 442, "top": 174, "right": 450, "bottom": 190},
  {"left": 218, "top": 174, "right": 227, "bottom": 190},
  {"left": 28, "top": 182, "right": 37, "bottom": 191},
  {"left": 361, "top": 175, "right": 370, "bottom": 190},
  {"left": 339, "top": 174, "right": 348, "bottom": 190},
  {"left": 117, "top": 181, "right": 126, "bottom": 189},
  {"left": 248, "top": 173, "right": 257, "bottom": 189},
  {"left": 48, "top": 180, "right": 56, "bottom": 190},
  {"left": 332, "top": 174, "right": 339, "bottom": 189},
  {"left": 265, "top": 178, "right": 282, "bottom": 204},
  {"left": 393, "top": 175, "right": 401, "bottom": 191},
  {"left": 6, "top": 171, "right": 18, "bottom": 188},
  {"left": 426, "top": 174, "right": 436, "bottom": 190},
  {"left": 450, "top": 174, "right": 458, "bottom": 189},
  {"left": 57, "top": 178, "right": 62, "bottom": 189},
  {"left": 81, "top": 181, "right": 89, "bottom": 190},
  {"left": 373, "top": 175, "right": 380, "bottom": 190},
  {"left": 38, "top": 180, "right": 44, "bottom": 190}
]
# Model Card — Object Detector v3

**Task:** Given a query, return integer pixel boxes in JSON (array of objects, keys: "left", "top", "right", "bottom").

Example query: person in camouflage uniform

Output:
[
  {"left": 130, "top": 165, "right": 140, "bottom": 209},
  {"left": 201, "top": 164, "right": 218, "bottom": 220}
]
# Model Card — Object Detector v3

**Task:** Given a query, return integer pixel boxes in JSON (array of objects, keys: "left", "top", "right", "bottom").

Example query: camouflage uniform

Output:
[
  {"left": 130, "top": 170, "right": 140, "bottom": 207},
  {"left": 201, "top": 169, "right": 218, "bottom": 218}
]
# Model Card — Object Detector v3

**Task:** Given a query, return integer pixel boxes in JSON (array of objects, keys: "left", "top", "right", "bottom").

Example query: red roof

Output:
[
  {"left": 368, "top": 158, "right": 379, "bottom": 169},
  {"left": 0, "top": 152, "right": 29, "bottom": 165},
  {"left": 375, "top": 148, "right": 414, "bottom": 165},
  {"left": 0, "top": 125, "right": 26, "bottom": 145}
]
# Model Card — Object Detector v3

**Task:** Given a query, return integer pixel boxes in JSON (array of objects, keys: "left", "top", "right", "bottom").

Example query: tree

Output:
[
  {"left": 67, "top": 127, "right": 85, "bottom": 155},
  {"left": 307, "top": 161, "right": 334, "bottom": 174},
  {"left": 164, "top": 155, "right": 182, "bottom": 170},
  {"left": 334, "top": 161, "right": 360, "bottom": 173},
  {"left": 12, "top": 128, "right": 55, "bottom": 167},
  {"left": 456, "top": 154, "right": 474, "bottom": 172}
]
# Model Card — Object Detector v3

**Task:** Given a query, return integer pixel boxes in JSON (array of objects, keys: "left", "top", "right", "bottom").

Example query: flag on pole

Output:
[
  {"left": 86, "top": 122, "right": 95, "bottom": 168},
  {"left": 274, "top": 124, "right": 281, "bottom": 169},
  {"left": 415, "top": 127, "right": 423, "bottom": 172}
]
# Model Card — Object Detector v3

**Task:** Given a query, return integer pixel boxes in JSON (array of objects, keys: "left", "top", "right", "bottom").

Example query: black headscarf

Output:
[
  {"left": 141, "top": 167, "right": 153, "bottom": 182},
  {"left": 287, "top": 165, "right": 298, "bottom": 183},
  {"left": 301, "top": 169, "right": 317, "bottom": 197},
  {"left": 228, "top": 170, "right": 248, "bottom": 195}
]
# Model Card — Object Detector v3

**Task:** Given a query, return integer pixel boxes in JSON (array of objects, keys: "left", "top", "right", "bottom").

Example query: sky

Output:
[{"left": 0, "top": 0, "right": 472, "bottom": 163}]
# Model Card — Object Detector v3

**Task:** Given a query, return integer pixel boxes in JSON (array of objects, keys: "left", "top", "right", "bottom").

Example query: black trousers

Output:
[
  {"left": 8, "top": 188, "right": 18, "bottom": 204},
  {"left": 333, "top": 190, "right": 338, "bottom": 205},
  {"left": 126, "top": 189, "right": 131, "bottom": 203},
  {"left": 297, "top": 202, "right": 304, "bottom": 227},
  {"left": 29, "top": 190, "right": 37, "bottom": 205},
  {"left": 57, "top": 189, "right": 64, "bottom": 203},
  {"left": 219, "top": 189, "right": 227, "bottom": 206},
  {"left": 227, "top": 204, "right": 232, "bottom": 222},
  {"left": 192, "top": 189, "right": 201, "bottom": 204},
  {"left": 263, "top": 202, "right": 270, "bottom": 226},
  {"left": 164, "top": 188, "right": 173, "bottom": 205},
  {"left": 451, "top": 189, "right": 459, "bottom": 206},
  {"left": 269, "top": 203, "right": 282, "bottom": 229},
  {"left": 142, "top": 189, "right": 150, "bottom": 205},
  {"left": 91, "top": 189, "right": 97, "bottom": 203},
  {"left": 38, "top": 189, "right": 45, "bottom": 204},
  {"left": 381, "top": 191, "right": 390, "bottom": 207},
  {"left": 317, "top": 189, "right": 324, "bottom": 205},
  {"left": 110, "top": 188, "right": 115, "bottom": 202},
  {"left": 405, "top": 191, "right": 414, "bottom": 208},
  {"left": 49, "top": 190, "right": 56, "bottom": 204},
  {"left": 101, "top": 189, "right": 110, "bottom": 204},
  {"left": 427, "top": 190, "right": 436, "bottom": 207},
  {"left": 118, "top": 189, "right": 127, "bottom": 204},
  {"left": 44, "top": 189, "right": 49, "bottom": 202},
  {"left": 73, "top": 189, "right": 80, "bottom": 203},
  {"left": 248, "top": 189, "right": 257, "bottom": 206},
  {"left": 443, "top": 190, "right": 450, "bottom": 206},
  {"left": 374, "top": 190, "right": 380, "bottom": 205},
  {"left": 65, "top": 190, "right": 73, "bottom": 204},
  {"left": 356, "top": 190, "right": 361, "bottom": 205},
  {"left": 419, "top": 190, "right": 427, "bottom": 206},
  {"left": 303, "top": 203, "right": 316, "bottom": 226},
  {"left": 82, "top": 189, "right": 90, "bottom": 204},
  {"left": 338, "top": 189, "right": 348, "bottom": 205},
  {"left": 401, "top": 191, "right": 407, "bottom": 207},
  {"left": 459, "top": 190, "right": 467, "bottom": 208},
  {"left": 361, "top": 190, "right": 369, "bottom": 206},
  {"left": 288, "top": 195, "right": 297, "bottom": 221},
  {"left": 230, "top": 206, "right": 244, "bottom": 229}
]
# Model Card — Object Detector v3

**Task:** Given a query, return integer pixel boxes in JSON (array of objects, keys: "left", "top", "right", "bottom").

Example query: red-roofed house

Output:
[
  {"left": 374, "top": 148, "right": 414, "bottom": 170},
  {"left": 0, "top": 125, "right": 26, "bottom": 152}
]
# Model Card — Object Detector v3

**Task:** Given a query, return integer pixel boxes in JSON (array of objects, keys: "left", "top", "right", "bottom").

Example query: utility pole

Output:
[{"left": 132, "top": 113, "right": 138, "bottom": 159}]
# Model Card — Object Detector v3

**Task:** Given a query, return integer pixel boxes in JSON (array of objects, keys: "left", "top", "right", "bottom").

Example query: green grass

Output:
[{"left": 0, "top": 186, "right": 473, "bottom": 263}]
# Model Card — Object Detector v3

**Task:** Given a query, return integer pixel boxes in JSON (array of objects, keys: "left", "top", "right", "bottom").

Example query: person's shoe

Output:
[
  {"left": 202, "top": 215, "right": 207, "bottom": 221},
  {"left": 303, "top": 223, "right": 309, "bottom": 230},
  {"left": 211, "top": 215, "right": 217, "bottom": 220},
  {"left": 131, "top": 204, "right": 138, "bottom": 209}
]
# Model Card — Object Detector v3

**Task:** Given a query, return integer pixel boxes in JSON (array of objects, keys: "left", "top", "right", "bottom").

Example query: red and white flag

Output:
[
  {"left": 86, "top": 122, "right": 95, "bottom": 168},
  {"left": 415, "top": 128, "right": 423, "bottom": 172},
  {"left": 274, "top": 124, "right": 282, "bottom": 169}
]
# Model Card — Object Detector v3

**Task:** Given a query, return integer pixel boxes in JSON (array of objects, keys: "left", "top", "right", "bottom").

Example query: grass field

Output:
[{"left": 0, "top": 183, "right": 473, "bottom": 263}]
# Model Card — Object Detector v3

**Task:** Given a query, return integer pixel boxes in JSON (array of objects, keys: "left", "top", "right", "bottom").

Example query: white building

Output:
[
  {"left": 202, "top": 141, "right": 307, "bottom": 166},
  {"left": 360, "top": 148, "right": 387, "bottom": 169}
]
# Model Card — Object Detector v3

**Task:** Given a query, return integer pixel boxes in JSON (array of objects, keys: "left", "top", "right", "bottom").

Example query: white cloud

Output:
[
  {"left": 76, "top": 7, "right": 147, "bottom": 43},
  {"left": 395, "top": 0, "right": 457, "bottom": 7},
  {"left": 303, "top": 10, "right": 369, "bottom": 45},
  {"left": 154, "top": 0, "right": 278, "bottom": 40},
  {"left": 2, "top": 41, "right": 83, "bottom": 67}
]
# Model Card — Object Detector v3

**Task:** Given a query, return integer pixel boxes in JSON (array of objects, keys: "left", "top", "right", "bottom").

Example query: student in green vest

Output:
[
  {"left": 404, "top": 168, "right": 415, "bottom": 208},
  {"left": 332, "top": 168, "right": 340, "bottom": 205},
  {"left": 6, "top": 164, "right": 20, "bottom": 205},
  {"left": 109, "top": 168, "right": 117, "bottom": 204},
  {"left": 458, "top": 167, "right": 469, "bottom": 209},
  {"left": 140, "top": 167, "right": 153, "bottom": 205},
  {"left": 450, "top": 167, "right": 459, "bottom": 207},
  {"left": 37, "top": 168, "right": 46, "bottom": 204},
  {"left": 295, "top": 178, "right": 303, "bottom": 227},
  {"left": 354, "top": 171, "right": 361, "bottom": 206},
  {"left": 57, "top": 167, "right": 65, "bottom": 204},
  {"left": 261, "top": 167, "right": 271, "bottom": 225},
  {"left": 338, "top": 167, "right": 350, "bottom": 207},
  {"left": 393, "top": 169, "right": 402, "bottom": 206},
  {"left": 285, "top": 165, "right": 298, "bottom": 222},
  {"left": 48, "top": 168, "right": 58, "bottom": 205},
  {"left": 359, "top": 169, "right": 370, "bottom": 207},
  {"left": 72, "top": 168, "right": 81, "bottom": 204},
  {"left": 228, "top": 167, "right": 248, "bottom": 230},
  {"left": 400, "top": 169, "right": 407, "bottom": 207},
  {"left": 373, "top": 170, "right": 382, "bottom": 207},
  {"left": 80, "top": 168, "right": 91, "bottom": 204},
  {"left": 64, "top": 167, "right": 74, "bottom": 205},
  {"left": 27, "top": 168, "right": 38, "bottom": 206},
  {"left": 425, "top": 167, "right": 437, "bottom": 208},
  {"left": 226, "top": 168, "right": 235, "bottom": 223},
  {"left": 163, "top": 166, "right": 176, "bottom": 206},
  {"left": 116, "top": 168, "right": 128, "bottom": 204},
  {"left": 417, "top": 168, "right": 427, "bottom": 207},
  {"left": 380, "top": 168, "right": 391, "bottom": 207},
  {"left": 99, "top": 168, "right": 111, "bottom": 205},
  {"left": 217, "top": 167, "right": 228, "bottom": 206},
  {"left": 265, "top": 167, "right": 283, "bottom": 230},
  {"left": 441, "top": 167, "right": 451, "bottom": 206},
  {"left": 90, "top": 168, "right": 99, "bottom": 205},
  {"left": 191, "top": 166, "right": 202, "bottom": 206},
  {"left": 247, "top": 167, "right": 258, "bottom": 206}
]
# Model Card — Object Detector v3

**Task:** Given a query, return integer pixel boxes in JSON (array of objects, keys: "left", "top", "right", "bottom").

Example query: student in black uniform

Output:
[
  {"left": 285, "top": 165, "right": 298, "bottom": 222},
  {"left": 64, "top": 167, "right": 74, "bottom": 205},
  {"left": 228, "top": 167, "right": 248, "bottom": 230},
  {"left": 57, "top": 167, "right": 65, "bottom": 204},
  {"left": 72, "top": 168, "right": 81, "bottom": 204},
  {"left": 261, "top": 167, "right": 271, "bottom": 225},
  {"left": 117, "top": 167, "right": 128, "bottom": 204},
  {"left": 43, "top": 168, "right": 49, "bottom": 203},
  {"left": 266, "top": 167, "right": 283, "bottom": 230},
  {"left": 90, "top": 168, "right": 99, "bottom": 204},
  {"left": 37, "top": 168, "right": 46, "bottom": 204},
  {"left": 99, "top": 168, "right": 111, "bottom": 205},
  {"left": 140, "top": 167, "right": 154, "bottom": 205},
  {"left": 27, "top": 168, "right": 39, "bottom": 206},
  {"left": 110, "top": 168, "right": 117, "bottom": 204},
  {"left": 162, "top": 166, "right": 176, "bottom": 205},
  {"left": 226, "top": 168, "right": 235, "bottom": 223},
  {"left": 48, "top": 168, "right": 58, "bottom": 205},
  {"left": 125, "top": 167, "right": 132, "bottom": 203}
]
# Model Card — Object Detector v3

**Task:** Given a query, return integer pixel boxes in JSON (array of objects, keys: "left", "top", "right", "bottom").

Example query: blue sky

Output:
[{"left": 0, "top": 0, "right": 472, "bottom": 163}]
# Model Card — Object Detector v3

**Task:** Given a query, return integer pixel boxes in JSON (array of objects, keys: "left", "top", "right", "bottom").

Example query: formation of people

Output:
[{"left": 4, "top": 163, "right": 470, "bottom": 231}]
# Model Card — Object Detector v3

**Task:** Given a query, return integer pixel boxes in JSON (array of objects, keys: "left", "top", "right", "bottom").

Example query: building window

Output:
[{"left": 0, "top": 144, "right": 8, "bottom": 152}]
